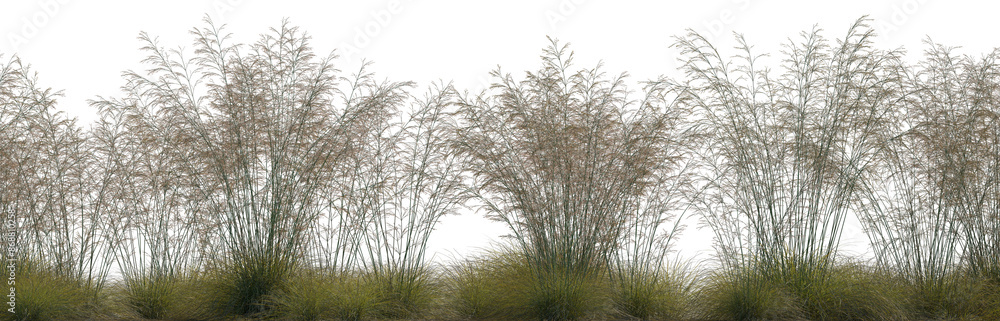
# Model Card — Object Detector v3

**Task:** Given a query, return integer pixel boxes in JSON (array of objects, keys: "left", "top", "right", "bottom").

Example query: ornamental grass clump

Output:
[
  {"left": 97, "top": 18, "right": 392, "bottom": 318},
  {"left": 454, "top": 37, "right": 693, "bottom": 320},
  {"left": 860, "top": 39, "right": 1000, "bottom": 320},
  {"left": 677, "top": 17, "right": 906, "bottom": 320},
  {"left": 1, "top": 54, "right": 117, "bottom": 321}
]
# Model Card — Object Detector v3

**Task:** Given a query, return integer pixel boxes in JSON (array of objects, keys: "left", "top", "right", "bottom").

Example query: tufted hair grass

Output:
[
  {"left": 4, "top": 259, "right": 109, "bottom": 321},
  {"left": 697, "top": 258, "right": 906, "bottom": 321},
  {"left": 609, "top": 260, "right": 697, "bottom": 320},
  {"left": 266, "top": 270, "right": 385, "bottom": 321},
  {"left": 443, "top": 248, "right": 609, "bottom": 321}
]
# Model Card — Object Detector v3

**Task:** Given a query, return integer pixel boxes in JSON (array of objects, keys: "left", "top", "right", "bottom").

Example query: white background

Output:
[{"left": 3, "top": 0, "right": 997, "bottom": 264}]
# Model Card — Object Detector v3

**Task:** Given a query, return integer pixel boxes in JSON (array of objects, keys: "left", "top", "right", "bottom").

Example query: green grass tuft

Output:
[
  {"left": 610, "top": 265, "right": 693, "bottom": 320},
  {"left": 444, "top": 250, "right": 525, "bottom": 320},
  {"left": 699, "top": 260, "right": 908, "bottom": 321},
  {"left": 267, "top": 270, "right": 384, "bottom": 321},
  {"left": 200, "top": 252, "right": 295, "bottom": 318},
  {"left": 444, "top": 249, "right": 609, "bottom": 321},
  {"left": 700, "top": 264, "right": 801, "bottom": 321},
  {"left": 903, "top": 272, "right": 1000, "bottom": 320},
  {"left": 119, "top": 274, "right": 177, "bottom": 320},
  {"left": 522, "top": 268, "right": 607, "bottom": 321},
  {"left": 369, "top": 267, "right": 437, "bottom": 319},
  {"left": 4, "top": 260, "right": 99, "bottom": 321},
  {"left": 444, "top": 254, "right": 516, "bottom": 320},
  {"left": 795, "top": 263, "right": 905, "bottom": 321},
  {"left": 110, "top": 270, "right": 211, "bottom": 321}
]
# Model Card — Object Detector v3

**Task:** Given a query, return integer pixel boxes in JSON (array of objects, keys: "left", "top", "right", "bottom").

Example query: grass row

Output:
[
  {"left": 9, "top": 251, "right": 1000, "bottom": 321},
  {"left": 4, "top": 16, "right": 1000, "bottom": 321}
]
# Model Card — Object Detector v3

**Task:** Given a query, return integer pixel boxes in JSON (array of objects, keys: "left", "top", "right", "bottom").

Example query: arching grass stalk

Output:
[
  {"left": 0, "top": 53, "right": 117, "bottom": 299},
  {"left": 89, "top": 90, "right": 206, "bottom": 319},
  {"left": 607, "top": 78, "right": 701, "bottom": 321},
  {"left": 312, "top": 79, "right": 467, "bottom": 318},
  {"left": 677, "top": 17, "right": 905, "bottom": 320},
  {"left": 0, "top": 53, "right": 120, "bottom": 321},
  {"left": 455, "top": 38, "right": 691, "bottom": 320},
  {"left": 860, "top": 40, "right": 1000, "bottom": 318},
  {"left": 103, "top": 17, "right": 389, "bottom": 317}
]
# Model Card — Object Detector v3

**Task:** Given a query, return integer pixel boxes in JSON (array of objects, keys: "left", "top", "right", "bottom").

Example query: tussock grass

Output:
[
  {"left": 699, "top": 260, "right": 905, "bottom": 321},
  {"left": 443, "top": 251, "right": 518, "bottom": 320},
  {"left": 699, "top": 263, "right": 802, "bottom": 321},
  {"left": 522, "top": 267, "right": 608, "bottom": 321},
  {"left": 5, "top": 260, "right": 102, "bottom": 321},
  {"left": 980, "top": 281, "right": 1000, "bottom": 320},
  {"left": 444, "top": 249, "right": 611, "bottom": 321},
  {"left": 120, "top": 274, "right": 178, "bottom": 320},
  {"left": 796, "top": 262, "right": 905, "bottom": 321},
  {"left": 267, "top": 267, "right": 440, "bottom": 321},
  {"left": 109, "top": 270, "right": 209, "bottom": 320},
  {"left": 268, "top": 270, "right": 384, "bottom": 321},
  {"left": 369, "top": 267, "right": 438, "bottom": 319},
  {"left": 859, "top": 39, "right": 1000, "bottom": 320},
  {"left": 454, "top": 36, "right": 692, "bottom": 320},
  {"left": 899, "top": 271, "right": 1000, "bottom": 320},
  {"left": 609, "top": 262, "right": 695, "bottom": 320},
  {"left": 199, "top": 252, "right": 296, "bottom": 318},
  {"left": 94, "top": 18, "right": 383, "bottom": 319},
  {"left": 2, "top": 55, "right": 116, "bottom": 311},
  {"left": 678, "top": 16, "right": 910, "bottom": 321}
]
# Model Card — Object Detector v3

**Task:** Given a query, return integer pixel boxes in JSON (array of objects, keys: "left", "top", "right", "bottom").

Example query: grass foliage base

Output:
[
  {"left": 905, "top": 274, "right": 1000, "bottom": 320},
  {"left": 445, "top": 250, "right": 673, "bottom": 321},
  {"left": 268, "top": 271, "right": 384, "bottom": 321},
  {"left": 701, "top": 260, "right": 907, "bottom": 321},
  {"left": 110, "top": 272, "right": 212, "bottom": 321},
  {"left": 369, "top": 268, "right": 436, "bottom": 319},
  {"left": 523, "top": 269, "right": 607, "bottom": 321},
  {"left": 3, "top": 261, "right": 100, "bottom": 321},
  {"left": 121, "top": 275, "right": 177, "bottom": 320},
  {"left": 610, "top": 268, "right": 691, "bottom": 320},
  {"left": 266, "top": 267, "right": 438, "bottom": 321},
  {"left": 199, "top": 253, "right": 295, "bottom": 318}
]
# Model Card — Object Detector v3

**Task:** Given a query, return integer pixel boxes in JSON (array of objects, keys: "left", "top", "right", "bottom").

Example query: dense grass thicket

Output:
[{"left": 1, "top": 17, "right": 999, "bottom": 320}]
